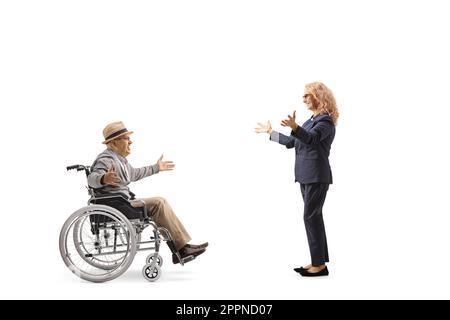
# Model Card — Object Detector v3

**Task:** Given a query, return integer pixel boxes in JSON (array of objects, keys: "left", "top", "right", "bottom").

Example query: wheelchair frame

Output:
[{"left": 59, "top": 164, "right": 193, "bottom": 283}]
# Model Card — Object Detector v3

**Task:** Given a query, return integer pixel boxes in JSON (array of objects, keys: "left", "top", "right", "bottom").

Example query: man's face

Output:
[{"left": 112, "top": 133, "right": 132, "bottom": 157}]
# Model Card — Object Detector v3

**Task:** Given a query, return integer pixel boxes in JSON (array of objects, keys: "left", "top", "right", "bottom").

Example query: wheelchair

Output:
[{"left": 59, "top": 164, "right": 195, "bottom": 283}]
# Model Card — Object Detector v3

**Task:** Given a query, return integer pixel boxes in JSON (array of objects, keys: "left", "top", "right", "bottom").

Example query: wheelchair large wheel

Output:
[{"left": 59, "top": 205, "right": 137, "bottom": 283}]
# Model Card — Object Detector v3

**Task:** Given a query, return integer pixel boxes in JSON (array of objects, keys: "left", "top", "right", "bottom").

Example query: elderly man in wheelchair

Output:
[{"left": 59, "top": 121, "right": 207, "bottom": 282}]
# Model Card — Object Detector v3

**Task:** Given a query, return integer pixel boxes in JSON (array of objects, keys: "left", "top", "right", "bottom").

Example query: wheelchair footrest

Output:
[{"left": 181, "top": 255, "right": 195, "bottom": 264}]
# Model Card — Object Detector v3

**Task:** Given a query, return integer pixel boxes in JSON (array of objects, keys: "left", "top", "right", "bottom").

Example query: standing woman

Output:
[{"left": 255, "top": 82, "right": 339, "bottom": 277}]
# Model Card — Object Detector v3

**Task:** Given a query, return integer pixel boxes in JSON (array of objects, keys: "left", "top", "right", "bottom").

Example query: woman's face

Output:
[{"left": 303, "top": 93, "right": 316, "bottom": 111}]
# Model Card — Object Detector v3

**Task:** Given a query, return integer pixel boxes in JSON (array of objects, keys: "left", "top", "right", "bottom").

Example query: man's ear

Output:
[{"left": 107, "top": 141, "right": 116, "bottom": 150}]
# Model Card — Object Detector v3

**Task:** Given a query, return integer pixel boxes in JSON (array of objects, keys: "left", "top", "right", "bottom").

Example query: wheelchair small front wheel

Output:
[
  {"left": 142, "top": 264, "right": 161, "bottom": 282},
  {"left": 146, "top": 254, "right": 163, "bottom": 267}
]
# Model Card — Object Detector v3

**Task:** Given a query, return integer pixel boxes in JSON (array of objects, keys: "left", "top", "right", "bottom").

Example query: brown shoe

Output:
[
  {"left": 185, "top": 242, "right": 209, "bottom": 249},
  {"left": 172, "top": 246, "right": 206, "bottom": 264}
]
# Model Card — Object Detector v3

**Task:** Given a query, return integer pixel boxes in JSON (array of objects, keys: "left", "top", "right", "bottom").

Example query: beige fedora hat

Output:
[{"left": 102, "top": 121, "right": 134, "bottom": 144}]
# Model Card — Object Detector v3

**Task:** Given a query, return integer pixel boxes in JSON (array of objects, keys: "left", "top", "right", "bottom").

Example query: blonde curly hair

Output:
[{"left": 305, "top": 82, "right": 339, "bottom": 125}]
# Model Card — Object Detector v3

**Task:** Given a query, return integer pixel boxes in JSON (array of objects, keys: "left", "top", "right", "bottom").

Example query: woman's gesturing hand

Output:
[
  {"left": 255, "top": 121, "right": 273, "bottom": 134},
  {"left": 281, "top": 111, "right": 299, "bottom": 131}
]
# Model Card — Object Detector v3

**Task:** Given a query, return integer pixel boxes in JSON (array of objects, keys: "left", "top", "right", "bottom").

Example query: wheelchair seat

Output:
[{"left": 90, "top": 195, "right": 145, "bottom": 221}]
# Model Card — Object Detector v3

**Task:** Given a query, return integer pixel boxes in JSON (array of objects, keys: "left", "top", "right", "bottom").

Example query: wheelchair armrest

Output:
[{"left": 135, "top": 199, "right": 148, "bottom": 217}]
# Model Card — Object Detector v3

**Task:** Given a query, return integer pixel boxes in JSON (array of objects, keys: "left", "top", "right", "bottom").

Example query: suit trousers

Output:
[
  {"left": 131, "top": 197, "right": 192, "bottom": 251},
  {"left": 300, "top": 183, "right": 330, "bottom": 266}
]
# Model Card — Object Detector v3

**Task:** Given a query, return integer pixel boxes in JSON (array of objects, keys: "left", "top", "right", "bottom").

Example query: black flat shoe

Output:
[
  {"left": 293, "top": 267, "right": 309, "bottom": 273},
  {"left": 299, "top": 266, "right": 329, "bottom": 277}
]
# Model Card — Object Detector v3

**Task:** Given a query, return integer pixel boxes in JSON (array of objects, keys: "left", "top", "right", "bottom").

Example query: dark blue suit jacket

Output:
[{"left": 271, "top": 114, "right": 335, "bottom": 184}]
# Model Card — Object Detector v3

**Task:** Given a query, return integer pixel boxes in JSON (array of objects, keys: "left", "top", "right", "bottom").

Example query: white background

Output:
[{"left": 1, "top": 0, "right": 450, "bottom": 299}]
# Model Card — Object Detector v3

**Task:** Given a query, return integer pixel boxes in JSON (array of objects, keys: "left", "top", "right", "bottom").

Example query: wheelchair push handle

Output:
[
  {"left": 66, "top": 164, "right": 91, "bottom": 176},
  {"left": 67, "top": 164, "right": 85, "bottom": 171}
]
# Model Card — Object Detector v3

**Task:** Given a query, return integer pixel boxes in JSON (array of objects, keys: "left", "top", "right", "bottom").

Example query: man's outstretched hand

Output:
[
  {"left": 157, "top": 154, "right": 175, "bottom": 171},
  {"left": 102, "top": 166, "right": 120, "bottom": 187}
]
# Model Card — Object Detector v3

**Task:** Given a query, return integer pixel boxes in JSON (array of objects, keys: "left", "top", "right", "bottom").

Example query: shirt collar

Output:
[{"left": 312, "top": 114, "right": 331, "bottom": 122}]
